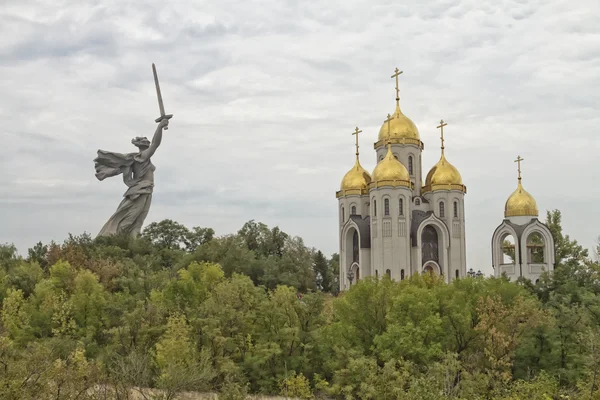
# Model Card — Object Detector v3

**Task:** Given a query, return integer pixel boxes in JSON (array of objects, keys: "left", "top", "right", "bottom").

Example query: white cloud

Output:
[{"left": 1, "top": 0, "right": 599, "bottom": 272}]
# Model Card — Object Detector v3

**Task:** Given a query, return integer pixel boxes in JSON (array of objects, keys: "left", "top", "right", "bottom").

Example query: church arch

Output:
[
  {"left": 439, "top": 201, "right": 446, "bottom": 218},
  {"left": 526, "top": 232, "right": 545, "bottom": 264},
  {"left": 421, "top": 225, "right": 440, "bottom": 264},
  {"left": 342, "top": 221, "right": 364, "bottom": 288},
  {"left": 422, "top": 261, "right": 441, "bottom": 275},
  {"left": 521, "top": 221, "right": 555, "bottom": 266},
  {"left": 491, "top": 222, "right": 521, "bottom": 275},
  {"left": 501, "top": 234, "right": 516, "bottom": 264},
  {"left": 408, "top": 154, "right": 414, "bottom": 175},
  {"left": 350, "top": 203, "right": 357, "bottom": 216},
  {"left": 416, "top": 215, "right": 450, "bottom": 276}
]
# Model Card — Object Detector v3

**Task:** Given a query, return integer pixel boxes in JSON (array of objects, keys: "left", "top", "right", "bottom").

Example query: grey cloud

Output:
[{"left": 1, "top": 0, "right": 600, "bottom": 273}]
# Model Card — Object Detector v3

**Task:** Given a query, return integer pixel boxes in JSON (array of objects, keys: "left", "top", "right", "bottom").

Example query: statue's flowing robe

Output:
[{"left": 94, "top": 150, "right": 155, "bottom": 237}]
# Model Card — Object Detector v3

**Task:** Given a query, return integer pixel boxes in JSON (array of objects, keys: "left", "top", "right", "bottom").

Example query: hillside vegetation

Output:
[{"left": 1, "top": 211, "right": 600, "bottom": 399}]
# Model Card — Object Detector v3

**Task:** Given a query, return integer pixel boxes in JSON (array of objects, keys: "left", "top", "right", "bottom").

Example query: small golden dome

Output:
[
  {"left": 422, "top": 120, "right": 466, "bottom": 193},
  {"left": 424, "top": 154, "right": 464, "bottom": 189},
  {"left": 340, "top": 158, "right": 372, "bottom": 192},
  {"left": 505, "top": 180, "right": 538, "bottom": 217},
  {"left": 370, "top": 145, "right": 411, "bottom": 188},
  {"left": 377, "top": 104, "right": 420, "bottom": 143}
]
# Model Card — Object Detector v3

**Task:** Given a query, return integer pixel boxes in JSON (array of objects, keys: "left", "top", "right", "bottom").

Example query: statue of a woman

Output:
[{"left": 93, "top": 118, "right": 169, "bottom": 237}]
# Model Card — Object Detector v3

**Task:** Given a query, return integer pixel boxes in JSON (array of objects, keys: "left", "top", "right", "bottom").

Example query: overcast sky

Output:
[{"left": 1, "top": 0, "right": 599, "bottom": 274}]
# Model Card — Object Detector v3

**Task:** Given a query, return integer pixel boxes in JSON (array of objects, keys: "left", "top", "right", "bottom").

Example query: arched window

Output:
[
  {"left": 375, "top": 270, "right": 379, "bottom": 279},
  {"left": 352, "top": 231, "right": 359, "bottom": 263},
  {"left": 341, "top": 207, "right": 345, "bottom": 222},
  {"left": 385, "top": 269, "right": 391, "bottom": 278},
  {"left": 415, "top": 198, "right": 421, "bottom": 206},
  {"left": 453, "top": 201, "right": 458, "bottom": 218},
  {"left": 373, "top": 200, "right": 377, "bottom": 216},
  {"left": 408, "top": 156, "right": 413, "bottom": 175},
  {"left": 439, "top": 201, "right": 445, "bottom": 218},
  {"left": 399, "top": 198, "right": 404, "bottom": 216},
  {"left": 401, "top": 269, "right": 405, "bottom": 280},
  {"left": 351, "top": 205, "right": 356, "bottom": 215},
  {"left": 455, "top": 269, "right": 459, "bottom": 279},
  {"left": 394, "top": 154, "right": 398, "bottom": 160},
  {"left": 384, "top": 199, "right": 390, "bottom": 216}
]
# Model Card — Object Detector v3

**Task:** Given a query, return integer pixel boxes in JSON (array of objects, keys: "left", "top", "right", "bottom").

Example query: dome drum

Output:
[
  {"left": 374, "top": 137, "right": 423, "bottom": 149},
  {"left": 369, "top": 179, "right": 412, "bottom": 190},
  {"left": 422, "top": 183, "right": 466, "bottom": 194},
  {"left": 336, "top": 188, "right": 369, "bottom": 198}
]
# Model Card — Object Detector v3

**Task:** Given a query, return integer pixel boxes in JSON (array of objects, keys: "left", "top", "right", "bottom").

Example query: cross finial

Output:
[
  {"left": 436, "top": 119, "right": 448, "bottom": 154},
  {"left": 515, "top": 155, "right": 524, "bottom": 181},
  {"left": 352, "top": 127, "right": 362, "bottom": 158},
  {"left": 390, "top": 68, "right": 403, "bottom": 107},
  {"left": 384, "top": 113, "right": 394, "bottom": 148}
]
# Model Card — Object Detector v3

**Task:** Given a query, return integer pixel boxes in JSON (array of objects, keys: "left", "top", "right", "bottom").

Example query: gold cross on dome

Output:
[
  {"left": 436, "top": 119, "right": 448, "bottom": 150},
  {"left": 352, "top": 127, "right": 362, "bottom": 156},
  {"left": 391, "top": 68, "right": 403, "bottom": 100},
  {"left": 515, "top": 155, "right": 524, "bottom": 180},
  {"left": 384, "top": 113, "right": 394, "bottom": 144}
]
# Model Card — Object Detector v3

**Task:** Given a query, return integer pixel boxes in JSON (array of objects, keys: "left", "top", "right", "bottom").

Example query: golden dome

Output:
[
  {"left": 339, "top": 158, "right": 372, "bottom": 193},
  {"left": 504, "top": 180, "right": 538, "bottom": 217},
  {"left": 423, "top": 154, "right": 466, "bottom": 193},
  {"left": 377, "top": 104, "right": 420, "bottom": 144},
  {"left": 370, "top": 145, "right": 411, "bottom": 188},
  {"left": 422, "top": 120, "right": 466, "bottom": 194}
]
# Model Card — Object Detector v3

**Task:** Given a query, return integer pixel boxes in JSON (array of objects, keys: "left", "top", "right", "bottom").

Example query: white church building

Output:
[{"left": 336, "top": 69, "right": 554, "bottom": 290}]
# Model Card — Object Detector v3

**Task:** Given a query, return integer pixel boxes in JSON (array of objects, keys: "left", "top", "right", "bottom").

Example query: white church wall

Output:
[{"left": 369, "top": 186, "right": 412, "bottom": 280}]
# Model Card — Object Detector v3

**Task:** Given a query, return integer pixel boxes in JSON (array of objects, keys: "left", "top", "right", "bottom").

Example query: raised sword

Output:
[{"left": 152, "top": 63, "right": 173, "bottom": 130}]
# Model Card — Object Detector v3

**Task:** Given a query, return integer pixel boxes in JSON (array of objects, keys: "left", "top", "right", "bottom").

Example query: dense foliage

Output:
[{"left": 0, "top": 211, "right": 599, "bottom": 399}]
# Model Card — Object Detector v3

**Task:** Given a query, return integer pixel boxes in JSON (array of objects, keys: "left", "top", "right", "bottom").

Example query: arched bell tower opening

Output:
[
  {"left": 502, "top": 233, "right": 517, "bottom": 265},
  {"left": 526, "top": 232, "right": 545, "bottom": 264}
]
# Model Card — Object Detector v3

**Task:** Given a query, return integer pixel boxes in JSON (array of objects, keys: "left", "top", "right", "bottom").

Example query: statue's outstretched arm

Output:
[{"left": 141, "top": 119, "right": 168, "bottom": 160}]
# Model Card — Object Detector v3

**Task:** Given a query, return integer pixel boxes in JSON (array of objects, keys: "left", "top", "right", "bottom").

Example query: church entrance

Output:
[
  {"left": 422, "top": 261, "right": 441, "bottom": 275},
  {"left": 421, "top": 225, "right": 439, "bottom": 261}
]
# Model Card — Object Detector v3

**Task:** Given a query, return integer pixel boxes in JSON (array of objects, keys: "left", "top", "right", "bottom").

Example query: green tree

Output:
[
  {"left": 143, "top": 219, "right": 190, "bottom": 250},
  {"left": 155, "top": 313, "right": 215, "bottom": 398}
]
